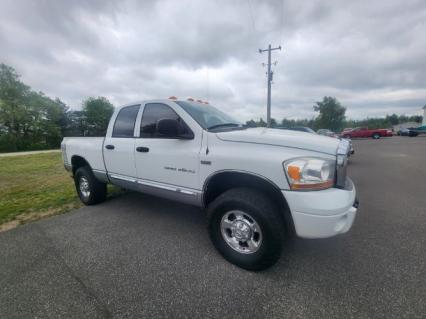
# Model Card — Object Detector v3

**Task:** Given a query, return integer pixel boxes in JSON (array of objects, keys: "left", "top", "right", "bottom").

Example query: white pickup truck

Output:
[{"left": 62, "top": 98, "right": 358, "bottom": 270}]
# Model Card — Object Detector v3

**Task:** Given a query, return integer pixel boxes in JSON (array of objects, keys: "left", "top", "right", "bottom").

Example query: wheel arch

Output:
[
  {"left": 202, "top": 170, "right": 295, "bottom": 236},
  {"left": 71, "top": 155, "right": 92, "bottom": 176}
]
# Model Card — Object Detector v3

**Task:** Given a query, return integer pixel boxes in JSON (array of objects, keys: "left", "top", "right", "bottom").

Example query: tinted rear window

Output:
[{"left": 112, "top": 105, "right": 140, "bottom": 138}]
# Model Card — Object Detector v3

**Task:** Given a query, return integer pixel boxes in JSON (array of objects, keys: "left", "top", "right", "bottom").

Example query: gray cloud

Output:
[{"left": 1, "top": 0, "right": 425, "bottom": 120}]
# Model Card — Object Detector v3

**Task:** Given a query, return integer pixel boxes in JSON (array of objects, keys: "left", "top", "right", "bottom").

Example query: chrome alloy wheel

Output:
[
  {"left": 220, "top": 210, "right": 263, "bottom": 254},
  {"left": 79, "top": 176, "right": 91, "bottom": 199}
]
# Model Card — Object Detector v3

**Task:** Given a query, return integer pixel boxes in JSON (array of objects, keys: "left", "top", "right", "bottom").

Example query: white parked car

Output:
[{"left": 61, "top": 98, "right": 358, "bottom": 270}]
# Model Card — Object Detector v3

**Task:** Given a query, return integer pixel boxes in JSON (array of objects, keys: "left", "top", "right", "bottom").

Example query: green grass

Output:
[{"left": 0, "top": 152, "right": 121, "bottom": 229}]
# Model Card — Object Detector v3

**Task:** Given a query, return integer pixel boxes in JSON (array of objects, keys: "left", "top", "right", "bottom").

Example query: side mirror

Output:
[
  {"left": 156, "top": 119, "right": 194, "bottom": 139},
  {"left": 157, "top": 119, "right": 179, "bottom": 137}
]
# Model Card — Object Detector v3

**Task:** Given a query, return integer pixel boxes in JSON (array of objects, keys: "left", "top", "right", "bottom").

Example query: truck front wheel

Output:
[
  {"left": 74, "top": 166, "right": 107, "bottom": 205},
  {"left": 207, "top": 188, "right": 285, "bottom": 271}
]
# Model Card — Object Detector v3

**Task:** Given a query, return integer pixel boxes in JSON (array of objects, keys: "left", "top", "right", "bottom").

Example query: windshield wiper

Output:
[{"left": 207, "top": 123, "right": 241, "bottom": 130}]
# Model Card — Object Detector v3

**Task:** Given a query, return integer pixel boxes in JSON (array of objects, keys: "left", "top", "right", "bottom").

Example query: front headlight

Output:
[{"left": 283, "top": 157, "right": 335, "bottom": 190}]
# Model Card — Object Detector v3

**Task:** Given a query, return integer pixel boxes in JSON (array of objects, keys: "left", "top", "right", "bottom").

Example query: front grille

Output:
[
  {"left": 335, "top": 140, "right": 349, "bottom": 188},
  {"left": 335, "top": 156, "right": 347, "bottom": 188}
]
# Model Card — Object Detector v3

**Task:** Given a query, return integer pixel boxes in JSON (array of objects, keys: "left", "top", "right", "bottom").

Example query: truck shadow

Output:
[{"left": 102, "top": 190, "right": 358, "bottom": 277}]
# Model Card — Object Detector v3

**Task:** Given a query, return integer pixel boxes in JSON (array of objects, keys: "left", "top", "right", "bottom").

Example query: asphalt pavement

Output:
[{"left": 0, "top": 136, "right": 425, "bottom": 318}]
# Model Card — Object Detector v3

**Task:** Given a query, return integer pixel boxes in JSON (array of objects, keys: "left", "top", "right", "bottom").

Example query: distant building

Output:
[{"left": 393, "top": 122, "right": 420, "bottom": 132}]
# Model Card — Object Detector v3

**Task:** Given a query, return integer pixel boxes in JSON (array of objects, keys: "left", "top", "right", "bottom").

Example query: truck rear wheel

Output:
[
  {"left": 372, "top": 133, "right": 381, "bottom": 139},
  {"left": 74, "top": 166, "right": 107, "bottom": 205},
  {"left": 207, "top": 188, "right": 284, "bottom": 271}
]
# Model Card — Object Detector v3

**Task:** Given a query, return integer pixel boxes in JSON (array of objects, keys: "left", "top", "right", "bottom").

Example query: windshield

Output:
[{"left": 175, "top": 101, "right": 242, "bottom": 130}]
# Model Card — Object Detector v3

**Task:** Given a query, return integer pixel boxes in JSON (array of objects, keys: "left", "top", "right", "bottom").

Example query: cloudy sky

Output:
[{"left": 1, "top": 0, "right": 425, "bottom": 121}]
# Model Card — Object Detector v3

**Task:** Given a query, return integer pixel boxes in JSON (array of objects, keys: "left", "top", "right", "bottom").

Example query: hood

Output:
[{"left": 216, "top": 127, "right": 340, "bottom": 155}]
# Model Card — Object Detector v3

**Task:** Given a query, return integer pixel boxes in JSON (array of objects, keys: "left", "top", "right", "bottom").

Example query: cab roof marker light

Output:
[{"left": 168, "top": 96, "right": 178, "bottom": 100}]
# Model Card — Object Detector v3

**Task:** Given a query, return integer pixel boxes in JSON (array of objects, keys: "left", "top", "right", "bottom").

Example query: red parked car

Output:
[{"left": 341, "top": 127, "right": 393, "bottom": 139}]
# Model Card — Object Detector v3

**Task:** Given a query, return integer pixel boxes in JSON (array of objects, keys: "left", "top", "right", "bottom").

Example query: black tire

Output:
[
  {"left": 372, "top": 133, "right": 380, "bottom": 139},
  {"left": 207, "top": 188, "right": 285, "bottom": 271},
  {"left": 343, "top": 134, "right": 351, "bottom": 139},
  {"left": 74, "top": 166, "right": 107, "bottom": 205}
]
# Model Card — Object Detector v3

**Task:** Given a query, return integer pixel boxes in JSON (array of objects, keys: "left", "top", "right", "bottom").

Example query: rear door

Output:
[{"left": 103, "top": 104, "right": 141, "bottom": 180}]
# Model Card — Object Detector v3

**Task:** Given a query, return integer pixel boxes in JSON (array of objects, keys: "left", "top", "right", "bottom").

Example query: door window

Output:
[
  {"left": 140, "top": 103, "right": 191, "bottom": 138},
  {"left": 112, "top": 105, "right": 140, "bottom": 138}
]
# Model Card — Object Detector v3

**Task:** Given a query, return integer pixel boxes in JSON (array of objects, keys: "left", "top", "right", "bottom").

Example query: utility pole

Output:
[{"left": 259, "top": 44, "right": 281, "bottom": 127}]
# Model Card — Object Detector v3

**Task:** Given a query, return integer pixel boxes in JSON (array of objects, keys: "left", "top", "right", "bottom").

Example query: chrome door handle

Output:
[{"left": 136, "top": 146, "right": 149, "bottom": 153}]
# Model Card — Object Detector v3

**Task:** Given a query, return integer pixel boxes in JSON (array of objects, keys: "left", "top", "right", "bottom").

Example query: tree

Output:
[
  {"left": 313, "top": 96, "right": 346, "bottom": 131},
  {"left": 0, "top": 63, "right": 31, "bottom": 150},
  {"left": 82, "top": 97, "right": 114, "bottom": 136},
  {"left": 65, "top": 110, "right": 85, "bottom": 136},
  {"left": 257, "top": 118, "right": 267, "bottom": 127},
  {"left": 0, "top": 63, "right": 74, "bottom": 152},
  {"left": 245, "top": 119, "right": 257, "bottom": 128},
  {"left": 386, "top": 113, "right": 399, "bottom": 125},
  {"left": 410, "top": 115, "right": 423, "bottom": 123},
  {"left": 281, "top": 118, "right": 315, "bottom": 129}
]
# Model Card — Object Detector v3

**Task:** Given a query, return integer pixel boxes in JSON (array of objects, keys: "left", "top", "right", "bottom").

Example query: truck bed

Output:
[{"left": 62, "top": 137, "right": 106, "bottom": 172}]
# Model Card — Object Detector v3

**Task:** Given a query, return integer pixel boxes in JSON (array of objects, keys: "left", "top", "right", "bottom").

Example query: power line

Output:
[{"left": 259, "top": 44, "right": 281, "bottom": 128}]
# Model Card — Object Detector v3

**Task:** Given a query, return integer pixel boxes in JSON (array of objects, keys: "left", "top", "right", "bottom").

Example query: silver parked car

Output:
[
  {"left": 317, "top": 129, "right": 337, "bottom": 137},
  {"left": 317, "top": 129, "right": 354, "bottom": 156}
]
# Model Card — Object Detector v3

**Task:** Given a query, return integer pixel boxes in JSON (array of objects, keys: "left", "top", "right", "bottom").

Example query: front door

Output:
[{"left": 134, "top": 102, "right": 202, "bottom": 192}]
